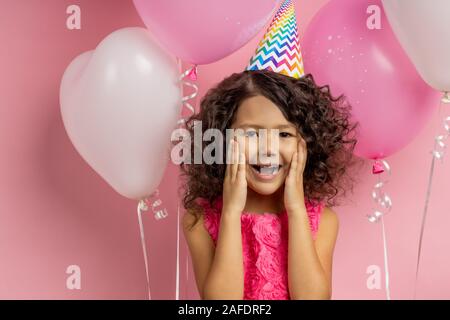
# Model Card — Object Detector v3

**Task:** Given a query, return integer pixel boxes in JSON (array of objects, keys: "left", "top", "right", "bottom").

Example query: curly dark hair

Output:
[{"left": 178, "top": 69, "right": 362, "bottom": 228}]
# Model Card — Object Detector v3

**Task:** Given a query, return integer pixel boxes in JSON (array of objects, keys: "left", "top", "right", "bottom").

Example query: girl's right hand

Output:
[{"left": 222, "top": 139, "right": 247, "bottom": 216}]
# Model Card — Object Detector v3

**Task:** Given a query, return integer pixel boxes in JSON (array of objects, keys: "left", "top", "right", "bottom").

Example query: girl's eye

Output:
[
  {"left": 280, "top": 132, "right": 293, "bottom": 138},
  {"left": 245, "top": 131, "right": 257, "bottom": 138}
]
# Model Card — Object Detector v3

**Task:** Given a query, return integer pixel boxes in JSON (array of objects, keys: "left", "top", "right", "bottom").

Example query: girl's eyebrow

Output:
[{"left": 237, "top": 123, "right": 296, "bottom": 130}]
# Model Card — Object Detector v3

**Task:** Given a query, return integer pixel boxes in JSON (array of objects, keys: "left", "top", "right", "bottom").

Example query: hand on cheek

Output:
[
  {"left": 284, "top": 138, "right": 307, "bottom": 214},
  {"left": 222, "top": 139, "right": 248, "bottom": 215}
]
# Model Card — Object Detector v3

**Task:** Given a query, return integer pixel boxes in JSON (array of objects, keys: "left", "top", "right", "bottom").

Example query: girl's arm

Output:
[
  {"left": 287, "top": 206, "right": 339, "bottom": 300},
  {"left": 182, "top": 211, "right": 216, "bottom": 299},
  {"left": 202, "top": 210, "right": 244, "bottom": 299},
  {"left": 184, "top": 139, "right": 246, "bottom": 300},
  {"left": 284, "top": 138, "right": 339, "bottom": 299},
  {"left": 183, "top": 209, "right": 244, "bottom": 300}
]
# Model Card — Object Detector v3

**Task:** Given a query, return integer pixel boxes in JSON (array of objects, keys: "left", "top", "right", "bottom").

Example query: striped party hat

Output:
[{"left": 246, "top": 0, "right": 304, "bottom": 79}]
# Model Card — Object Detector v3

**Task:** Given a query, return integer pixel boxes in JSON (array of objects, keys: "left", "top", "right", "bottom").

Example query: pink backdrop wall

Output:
[{"left": 0, "top": 0, "right": 449, "bottom": 299}]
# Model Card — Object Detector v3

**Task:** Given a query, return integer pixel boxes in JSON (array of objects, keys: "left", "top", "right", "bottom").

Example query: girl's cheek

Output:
[{"left": 279, "top": 141, "right": 296, "bottom": 162}]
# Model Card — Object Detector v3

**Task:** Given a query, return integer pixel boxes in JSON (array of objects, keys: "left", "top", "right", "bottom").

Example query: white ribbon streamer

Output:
[
  {"left": 177, "top": 62, "right": 198, "bottom": 126},
  {"left": 414, "top": 92, "right": 450, "bottom": 299},
  {"left": 137, "top": 199, "right": 152, "bottom": 300},
  {"left": 174, "top": 59, "right": 198, "bottom": 299},
  {"left": 175, "top": 202, "right": 180, "bottom": 300},
  {"left": 367, "top": 159, "right": 392, "bottom": 300},
  {"left": 136, "top": 189, "right": 169, "bottom": 300}
]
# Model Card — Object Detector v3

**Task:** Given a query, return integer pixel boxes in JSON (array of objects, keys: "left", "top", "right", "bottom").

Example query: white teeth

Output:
[{"left": 260, "top": 166, "right": 279, "bottom": 175}]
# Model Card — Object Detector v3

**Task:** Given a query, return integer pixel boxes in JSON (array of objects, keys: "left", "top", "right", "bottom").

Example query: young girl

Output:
[{"left": 180, "top": 69, "right": 358, "bottom": 300}]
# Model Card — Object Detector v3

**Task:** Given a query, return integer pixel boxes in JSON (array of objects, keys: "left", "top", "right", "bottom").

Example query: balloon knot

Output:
[
  {"left": 372, "top": 160, "right": 385, "bottom": 174},
  {"left": 188, "top": 65, "right": 198, "bottom": 81}
]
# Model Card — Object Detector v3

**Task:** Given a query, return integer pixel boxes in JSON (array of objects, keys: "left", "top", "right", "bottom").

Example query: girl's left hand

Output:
[{"left": 284, "top": 138, "right": 307, "bottom": 214}]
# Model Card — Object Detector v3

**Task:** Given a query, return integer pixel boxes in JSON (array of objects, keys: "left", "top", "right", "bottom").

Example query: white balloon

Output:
[
  {"left": 60, "top": 27, "right": 182, "bottom": 199},
  {"left": 382, "top": 0, "right": 450, "bottom": 92}
]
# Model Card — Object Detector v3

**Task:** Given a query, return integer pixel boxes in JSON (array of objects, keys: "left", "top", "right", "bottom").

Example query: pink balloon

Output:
[
  {"left": 302, "top": 0, "right": 439, "bottom": 159},
  {"left": 60, "top": 28, "right": 182, "bottom": 200},
  {"left": 133, "top": 0, "right": 280, "bottom": 65}
]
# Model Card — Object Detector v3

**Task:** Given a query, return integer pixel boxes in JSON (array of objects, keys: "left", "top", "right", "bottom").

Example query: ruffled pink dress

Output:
[{"left": 197, "top": 196, "right": 325, "bottom": 300}]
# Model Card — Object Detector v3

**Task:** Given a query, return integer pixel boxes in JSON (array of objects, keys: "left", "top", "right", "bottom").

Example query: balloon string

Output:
[
  {"left": 381, "top": 215, "right": 391, "bottom": 300},
  {"left": 414, "top": 144, "right": 436, "bottom": 299},
  {"left": 175, "top": 202, "right": 180, "bottom": 300},
  {"left": 185, "top": 242, "right": 190, "bottom": 299},
  {"left": 175, "top": 201, "right": 191, "bottom": 299},
  {"left": 137, "top": 199, "right": 152, "bottom": 300},
  {"left": 367, "top": 160, "right": 392, "bottom": 300},
  {"left": 414, "top": 93, "right": 450, "bottom": 299},
  {"left": 175, "top": 58, "right": 196, "bottom": 299}
]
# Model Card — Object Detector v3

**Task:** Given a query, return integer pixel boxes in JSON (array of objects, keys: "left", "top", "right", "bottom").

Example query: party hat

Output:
[{"left": 246, "top": 0, "right": 304, "bottom": 79}]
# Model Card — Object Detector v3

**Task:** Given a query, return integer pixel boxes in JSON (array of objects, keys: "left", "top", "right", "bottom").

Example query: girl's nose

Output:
[{"left": 259, "top": 130, "right": 279, "bottom": 163}]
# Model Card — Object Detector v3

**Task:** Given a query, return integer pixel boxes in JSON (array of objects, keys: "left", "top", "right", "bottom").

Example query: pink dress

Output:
[{"left": 197, "top": 196, "right": 325, "bottom": 300}]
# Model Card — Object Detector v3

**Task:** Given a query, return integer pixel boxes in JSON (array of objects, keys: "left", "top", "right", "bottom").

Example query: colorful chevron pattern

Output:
[{"left": 246, "top": 0, "right": 304, "bottom": 79}]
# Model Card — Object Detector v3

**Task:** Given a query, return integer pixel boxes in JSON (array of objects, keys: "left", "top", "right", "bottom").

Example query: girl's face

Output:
[{"left": 231, "top": 95, "right": 301, "bottom": 196}]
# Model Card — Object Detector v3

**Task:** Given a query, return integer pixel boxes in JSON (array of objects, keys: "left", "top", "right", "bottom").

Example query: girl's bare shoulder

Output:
[
  {"left": 321, "top": 207, "right": 339, "bottom": 224},
  {"left": 317, "top": 206, "right": 339, "bottom": 240},
  {"left": 182, "top": 207, "right": 210, "bottom": 237}
]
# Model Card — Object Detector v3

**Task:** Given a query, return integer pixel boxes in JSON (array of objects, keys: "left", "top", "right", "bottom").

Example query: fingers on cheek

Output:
[{"left": 301, "top": 138, "right": 306, "bottom": 148}]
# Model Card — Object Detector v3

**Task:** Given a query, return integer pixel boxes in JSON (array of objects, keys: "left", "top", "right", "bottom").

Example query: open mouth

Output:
[{"left": 250, "top": 164, "right": 282, "bottom": 179}]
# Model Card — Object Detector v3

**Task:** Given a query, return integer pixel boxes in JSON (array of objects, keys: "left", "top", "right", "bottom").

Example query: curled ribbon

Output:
[
  {"left": 431, "top": 115, "right": 450, "bottom": 160},
  {"left": 145, "top": 189, "right": 169, "bottom": 220},
  {"left": 414, "top": 92, "right": 450, "bottom": 299},
  {"left": 368, "top": 160, "right": 392, "bottom": 223},
  {"left": 177, "top": 62, "right": 199, "bottom": 126},
  {"left": 174, "top": 60, "right": 199, "bottom": 299},
  {"left": 367, "top": 159, "right": 392, "bottom": 300}
]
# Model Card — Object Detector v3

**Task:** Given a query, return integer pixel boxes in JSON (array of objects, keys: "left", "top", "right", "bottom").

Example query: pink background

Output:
[{"left": 0, "top": 0, "right": 449, "bottom": 299}]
